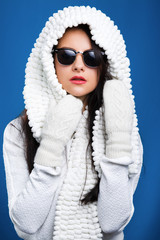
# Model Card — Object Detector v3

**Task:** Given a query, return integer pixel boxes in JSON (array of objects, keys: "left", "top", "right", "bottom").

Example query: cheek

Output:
[
  {"left": 54, "top": 57, "right": 60, "bottom": 73},
  {"left": 54, "top": 58, "right": 65, "bottom": 83},
  {"left": 54, "top": 57, "right": 58, "bottom": 74}
]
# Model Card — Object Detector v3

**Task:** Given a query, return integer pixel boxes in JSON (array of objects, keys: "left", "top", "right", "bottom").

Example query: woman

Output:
[{"left": 3, "top": 5, "right": 143, "bottom": 240}]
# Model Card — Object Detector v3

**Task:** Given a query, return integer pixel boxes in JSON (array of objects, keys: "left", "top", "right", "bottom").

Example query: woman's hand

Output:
[
  {"left": 103, "top": 80, "right": 134, "bottom": 159},
  {"left": 42, "top": 94, "right": 83, "bottom": 143},
  {"left": 34, "top": 95, "right": 83, "bottom": 167}
]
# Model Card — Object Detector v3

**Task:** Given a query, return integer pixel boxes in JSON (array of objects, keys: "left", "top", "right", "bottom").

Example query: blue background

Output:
[{"left": 0, "top": 0, "right": 160, "bottom": 239}]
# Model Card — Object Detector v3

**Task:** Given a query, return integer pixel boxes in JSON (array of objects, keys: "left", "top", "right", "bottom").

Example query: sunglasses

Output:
[{"left": 51, "top": 48, "right": 105, "bottom": 68}]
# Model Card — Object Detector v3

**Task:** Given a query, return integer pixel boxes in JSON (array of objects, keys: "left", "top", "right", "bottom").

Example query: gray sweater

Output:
[{"left": 3, "top": 117, "right": 143, "bottom": 240}]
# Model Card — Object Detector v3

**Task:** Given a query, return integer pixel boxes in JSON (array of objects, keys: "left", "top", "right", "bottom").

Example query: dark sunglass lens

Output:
[
  {"left": 57, "top": 49, "right": 75, "bottom": 65},
  {"left": 84, "top": 51, "right": 100, "bottom": 67}
]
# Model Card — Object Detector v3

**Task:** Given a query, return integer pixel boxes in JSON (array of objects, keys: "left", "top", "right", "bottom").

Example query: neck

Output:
[
  {"left": 78, "top": 96, "right": 88, "bottom": 113},
  {"left": 82, "top": 104, "right": 86, "bottom": 113}
]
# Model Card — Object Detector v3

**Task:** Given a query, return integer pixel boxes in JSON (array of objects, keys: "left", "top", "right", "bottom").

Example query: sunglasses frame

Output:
[{"left": 51, "top": 47, "right": 105, "bottom": 68}]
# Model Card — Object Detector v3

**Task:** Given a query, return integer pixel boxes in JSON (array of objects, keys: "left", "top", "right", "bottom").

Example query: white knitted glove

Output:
[
  {"left": 34, "top": 95, "right": 83, "bottom": 167},
  {"left": 103, "top": 80, "right": 134, "bottom": 159}
]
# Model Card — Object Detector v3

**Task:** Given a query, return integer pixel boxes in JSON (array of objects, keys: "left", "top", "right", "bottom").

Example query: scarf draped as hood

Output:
[{"left": 23, "top": 6, "right": 140, "bottom": 239}]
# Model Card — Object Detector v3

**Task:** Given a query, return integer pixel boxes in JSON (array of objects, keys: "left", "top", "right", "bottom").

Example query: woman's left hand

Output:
[{"left": 103, "top": 79, "right": 134, "bottom": 159}]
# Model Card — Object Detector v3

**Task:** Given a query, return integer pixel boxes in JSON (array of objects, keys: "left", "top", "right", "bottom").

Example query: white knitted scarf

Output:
[
  {"left": 53, "top": 107, "right": 105, "bottom": 239},
  {"left": 23, "top": 6, "right": 141, "bottom": 239}
]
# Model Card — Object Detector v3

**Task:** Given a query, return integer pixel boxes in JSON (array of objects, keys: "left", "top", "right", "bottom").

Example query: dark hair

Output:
[{"left": 21, "top": 24, "right": 113, "bottom": 206}]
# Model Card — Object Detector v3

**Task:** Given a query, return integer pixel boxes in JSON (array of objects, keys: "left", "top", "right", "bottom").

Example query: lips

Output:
[
  {"left": 69, "top": 76, "right": 87, "bottom": 85},
  {"left": 70, "top": 76, "right": 86, "bottom": 81}
]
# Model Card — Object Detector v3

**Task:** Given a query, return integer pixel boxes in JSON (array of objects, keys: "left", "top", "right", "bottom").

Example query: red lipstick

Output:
[{"left": 70, "top": 76, "right": 87, "bottom": 85}]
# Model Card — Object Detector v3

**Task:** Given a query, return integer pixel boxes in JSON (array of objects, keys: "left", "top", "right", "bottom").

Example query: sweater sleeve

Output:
[
  {"left": 3, "top": 118, "right": 65, "bottom": 236},
  {"left": 97, "top": 132, "right": 143, "bottom": 235}
]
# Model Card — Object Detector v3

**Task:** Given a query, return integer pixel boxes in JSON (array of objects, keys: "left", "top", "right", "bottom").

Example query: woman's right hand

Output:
[
  {"left": 42, "top": 94, "right": 83, "bottom": 144},
  {"left": 34, "top": 94, "right": 83, "bottom": 167}
]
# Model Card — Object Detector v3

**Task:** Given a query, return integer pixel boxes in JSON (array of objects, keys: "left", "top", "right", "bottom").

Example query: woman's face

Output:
[{"left": 54, "top": 28, "right": 101, "bottom": 104}]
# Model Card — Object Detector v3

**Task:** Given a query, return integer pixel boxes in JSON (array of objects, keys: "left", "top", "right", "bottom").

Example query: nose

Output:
[{"left": 72, "top": 53, "right": 85, "bottom": 72}]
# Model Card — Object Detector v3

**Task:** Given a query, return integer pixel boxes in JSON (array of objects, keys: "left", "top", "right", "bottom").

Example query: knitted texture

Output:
[
  {"left": 103, "top": 80, "right": 134, "bottom": 159},
  {"left": 91, "top": 106, "right": 106, "bottom": 178},
  {"left": 53, "top": 108, "right": 103, "bottom": 240},
  {"left": 23, "top": 5, "right": 134, "bottom": 142},
  {"left": 22, "top": 5, "right": 141, "bottom": 176},
  {"left": 21, "top": 5, "right": 142, "bottom": 239},
  {"left": 4, "top": 115, "right": 142, "bottom": 240},
  {"left": 35, "top": 95, "right": 83, "bottom": 167}
]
